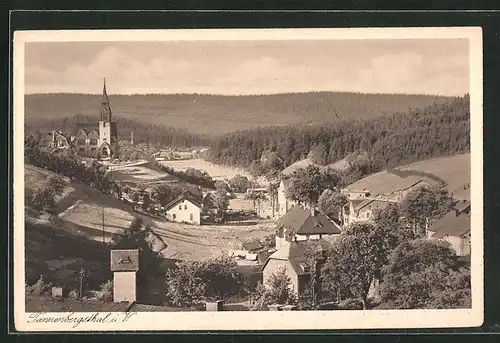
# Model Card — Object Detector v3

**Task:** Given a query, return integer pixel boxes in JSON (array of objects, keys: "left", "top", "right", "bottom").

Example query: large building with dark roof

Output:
[{"left": 340, "top": 155, "right": 471, "bottom": 226}]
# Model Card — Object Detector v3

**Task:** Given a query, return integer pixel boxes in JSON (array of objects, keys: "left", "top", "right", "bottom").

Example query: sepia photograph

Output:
[{"left": 13, "top": 27, "right": 483, "bottom": 331}]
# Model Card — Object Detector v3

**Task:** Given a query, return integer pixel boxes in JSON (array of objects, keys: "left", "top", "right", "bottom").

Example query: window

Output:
[
  {"left": 90, "top": 138, "right": 98, "bottom": 145},
  {"left": 91, "top": 147, "right": 97, "bottom": 151},
  {"left": 78, "top": 139, "right": 86, "bottom": 145},
  {"left": 173, "top": 214, "right": 176, "bottom": 219},
  {"left": 190, "top": 213, "right": 193, "bottom": 221},
  {"left": 79, "top": 147, "right": 84, "bottom": 152},
  {"left": 366, "top": 212, "right": 371, "bottom": 219},
  {"left": 184, "top": 205, "right": 188, "bottom": 210},
  {"left": 178, "top": 205, "right": 182, "bottom": 210}
]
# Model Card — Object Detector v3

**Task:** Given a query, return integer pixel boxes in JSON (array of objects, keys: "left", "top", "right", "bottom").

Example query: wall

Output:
[
  {"left": 99, "top": 121, "right": 111, "bottom": 146},
  {"left": 166, "top": 199, "right": 201, "bottom": 225},
  {"left": 263, "top": 259, "right": 299, "bottom": 297},
  {"left": 113, "top": 271, "right": 137, "bottom": 302},
  {"left": 443, "top": 235, "right": 470, "bottom": 256},
  {"left": 277, "top": 182, "right": 298, "bottom": 217}
]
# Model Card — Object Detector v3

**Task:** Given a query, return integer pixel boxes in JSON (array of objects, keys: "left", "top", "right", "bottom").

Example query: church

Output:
[{"left": 51, "top": 79, "right": 118, "bottom": 160}]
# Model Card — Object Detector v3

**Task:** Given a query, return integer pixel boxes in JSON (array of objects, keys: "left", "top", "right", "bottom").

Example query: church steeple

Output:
[{"left": 100, "top": 78, "right": 112, "bottom": 122}]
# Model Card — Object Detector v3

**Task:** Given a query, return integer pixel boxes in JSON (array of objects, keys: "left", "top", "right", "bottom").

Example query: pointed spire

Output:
[
  {"left": 102, "top": 78, "right": 109, "bottom": 102},
  {"left": 100, "top": 78, "right": 112, "bottom": 121}
]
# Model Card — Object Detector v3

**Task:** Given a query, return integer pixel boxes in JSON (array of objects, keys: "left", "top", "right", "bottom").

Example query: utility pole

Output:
[
  {"left": 79, "top": 268, "right": 85, "bottom": 299},
  {"left": 102, "top": 205, "right": 105, "bottom": 244}
]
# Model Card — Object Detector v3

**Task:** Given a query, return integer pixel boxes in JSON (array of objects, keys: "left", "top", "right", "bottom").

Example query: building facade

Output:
[
  {"left": 165, "top": 195, "right": 202, "bottom": 225},
  {"left": 277, "top": 179, "right": 298, "bottom": 217},
  {"left": 110, "top": 249, "right": 139, "bottom": 303},
  {"left": 73, "top": 79, "right": 118, "bottom": 159}
]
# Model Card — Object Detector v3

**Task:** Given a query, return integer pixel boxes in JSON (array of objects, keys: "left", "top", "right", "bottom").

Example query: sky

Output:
[{"left": 24, "top": 39, "right": 470, "bottom": 96}]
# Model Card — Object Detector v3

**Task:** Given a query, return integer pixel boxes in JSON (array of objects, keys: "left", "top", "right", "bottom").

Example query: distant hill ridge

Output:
[{"left": 25, "top": 92, "right": 454, "bottom": 135}]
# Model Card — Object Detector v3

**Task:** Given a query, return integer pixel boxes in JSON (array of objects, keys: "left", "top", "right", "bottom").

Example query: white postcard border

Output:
[{"left": 13, "top": 27, "right": 484, "bottom": 331}]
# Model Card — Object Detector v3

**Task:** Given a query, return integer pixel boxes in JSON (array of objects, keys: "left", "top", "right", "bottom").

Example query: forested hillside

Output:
[
  {"left": 208, "top": 95, "right": 470, "bottom": 169},
  {"left": 25, "top": 92, "right": 452, "bottom": 135}
]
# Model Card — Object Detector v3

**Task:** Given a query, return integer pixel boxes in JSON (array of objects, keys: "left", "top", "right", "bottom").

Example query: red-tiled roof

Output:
[
  {"left": 25, "top": 296, "right": 132, "bottom": 313},
  {"left": 242, "top": 241, "right": 264, "bottom": 252},
  {"left": 429, "top": 201, "right": 471, "bottom": 239},
  {"left": 165, "top": 194, "right": 201, "bottom": 210},
  {"left": 129, "top": 303, "right": 200, "bottom": 312},
  {"left": 25, "top": 296, "right": 202, "bottom": 313},
  {"left": 262, "top": 240, "right": 331, "bottom": 276},
  {"left": 276, "top": 205, "right": 341, "bottom": 236}
]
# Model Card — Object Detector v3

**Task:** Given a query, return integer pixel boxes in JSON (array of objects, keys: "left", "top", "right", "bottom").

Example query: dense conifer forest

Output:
[
  {"left": 25, "top": 92, "right": 452, "bottom": 135},
  {"left": 207, "top": 95, "right": 470, "bottom": 169}
]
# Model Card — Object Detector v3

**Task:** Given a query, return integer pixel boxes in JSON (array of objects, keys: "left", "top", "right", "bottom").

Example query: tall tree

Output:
[
  {"left": 321, "top": 223, "right": 389, "bottom": 309},
  {"left": 286, "top": 165, "right": 327, "bottom": 207},
  {"left": 317, "top": 188, "right": 348, "bottom": 223},
  {"left": 400, "top": 185, "right": 454, "bottom": 236},
  {"left": 378, "top": 239, "right": 470, "bottom": 309}
]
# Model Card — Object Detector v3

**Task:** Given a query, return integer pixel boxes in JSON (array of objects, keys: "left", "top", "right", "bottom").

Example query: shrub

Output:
[
  {"left": 31, "top": 184, "right": 56, "bottom": 210},
  {"left": 96, "top": 280, "right": 114, "bottom": 302},
  {"left": 47, "top": 174, "right": 65, "bottom": 195},
  {"left": 26, "top": 275, "right": 52, "bottom": 296}
]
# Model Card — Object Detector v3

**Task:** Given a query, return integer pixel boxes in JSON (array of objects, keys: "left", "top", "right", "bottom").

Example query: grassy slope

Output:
[
  {"left": 25, "top": 92, "right": 453, "bottom": 135},
  {"left": 24, "top": 164, "right": 170, "bottom": 289}
]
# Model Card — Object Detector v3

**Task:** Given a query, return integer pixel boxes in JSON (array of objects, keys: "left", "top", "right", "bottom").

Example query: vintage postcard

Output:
[{"left": 13, "top": 27, "right": 483, "bottom": 331}]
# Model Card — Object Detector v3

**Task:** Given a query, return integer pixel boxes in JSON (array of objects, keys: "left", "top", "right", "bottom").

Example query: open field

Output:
[
  {"left": 397, "top": 153, "right": 471, "bottom": 200},
  {"left": 160, "top": 158, "right": 253, "bottom": 181},
  {"left": 109, "top": 166, "right": 179, "bottom": 183},
  {"left": 25, "top": 92, "right": 453, "bottom": 135}
]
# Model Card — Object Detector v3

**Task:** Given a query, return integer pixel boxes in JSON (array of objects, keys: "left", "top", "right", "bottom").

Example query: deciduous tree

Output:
[
  {"left": 321, "top": 223, "right": 389, "bottom": 309},
  {"left": 378, "top": 239, "right": 470, "bottom": 309},
  {"left": 286, "top": 165, "right": 327, "bottom": 207},
  {"left": 400, "top": 186, "right": 454, "bottom": 236},
  {"left": 318, "top": 188, "right": 348, "bottom": 222}
]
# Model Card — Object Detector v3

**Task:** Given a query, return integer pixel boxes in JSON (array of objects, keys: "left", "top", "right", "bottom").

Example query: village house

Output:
[
  {"left": 426, "top": 200, "right": 471, "bottom": 256},
  {"left": 274, "top": 205, "right": 342, "bottom": 249},
  {"left": 262, "top": 239, "right": 331, "bottom": 299},
  {"left": 48, "top": 130, "right": 72, "bottom": 150},
  {"left": 165, "top": 193, "right": 202, "bottom": 225},
  {"left": 341, "top": 168, "right": 445, "bottom": 226},
  {"left": 261, "top": 205, "right": 341, "bottom": 298}
]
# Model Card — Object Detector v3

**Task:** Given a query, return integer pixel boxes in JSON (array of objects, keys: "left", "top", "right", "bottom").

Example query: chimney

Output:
[
  {"left": 130, "top": 132, "right": 134, "bottom": 146},
  {"left": 110, "top": 249, "right": 139, "bottom": 303},
  {"left": 310, "top": 207, "right": 316, "bottom": 216}
]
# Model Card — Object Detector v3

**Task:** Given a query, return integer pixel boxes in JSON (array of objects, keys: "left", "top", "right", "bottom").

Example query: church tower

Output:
[
  {"left": 98, "top": 78, "right": 118, "bottom": 159},
  {"left": 100, "top": 78, "right": 112, "bottom": 122}
]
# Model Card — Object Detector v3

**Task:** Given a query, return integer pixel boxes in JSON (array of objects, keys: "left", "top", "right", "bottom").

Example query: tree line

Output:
[
  {"left": 25, "top": 115, "right": 211, "bottom": 148},
  {"left": 25, "top": 135, "right": 120, "bottom": 197},
  {"left": 207, "top": 95, "right": 470, "bottom": 170},
  {"left": 25, "top": 92, "right": 452, "bottom": 135}
]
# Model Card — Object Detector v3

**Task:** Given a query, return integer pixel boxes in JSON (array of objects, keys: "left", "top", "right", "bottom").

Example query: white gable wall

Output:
[{"left": 166, "top": 199, "right": 201, "bottom": 225}]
